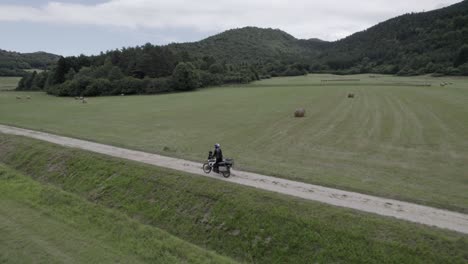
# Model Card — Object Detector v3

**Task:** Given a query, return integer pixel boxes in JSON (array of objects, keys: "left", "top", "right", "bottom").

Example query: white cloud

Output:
[{"left": 0, "top": 0, "right": 462, "bottom": 41}]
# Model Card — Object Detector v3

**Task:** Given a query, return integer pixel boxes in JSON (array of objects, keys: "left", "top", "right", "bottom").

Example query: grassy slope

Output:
[
  {"left": 0, "top": 164, "right": 234, "bottom": 264},
  {"left": 0, "top": 74, "right": 467, "bottom": 212},
  {"left": 0, "top": 77, "right": 21, "bottom": 90},
  {"left": 0, "top": 134, "right": 466, "bottom": 264}
]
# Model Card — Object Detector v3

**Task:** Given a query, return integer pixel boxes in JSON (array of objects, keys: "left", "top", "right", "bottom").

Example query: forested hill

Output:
[
  {"left": 17, "top": 27, "right": 320, "bottom": 97},
  {"left": 167, "top": 1, "right": 468, "bottom": 75},
  {"left": 317, "top": 0, "right": 468, "bottom": 75},
  {"left": 0, "top": 50, "right": 59, "bottom": 76},
  {"left": 169, "top": 27, "right": 327, "bottom": 65}
]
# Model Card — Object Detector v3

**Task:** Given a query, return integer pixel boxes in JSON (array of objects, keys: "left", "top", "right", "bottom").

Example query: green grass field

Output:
[
  {"left": 0, "top": 76, "right": 21, "bottom": 90},
  {"left": 0, "top": 164, "right": 233, "bottom": 264},
  {"left": 0, "top": 74, "right": 467, "bottom": 212},
  {"left": 1, "top": 134, "right": 467, "bottom": 263}
]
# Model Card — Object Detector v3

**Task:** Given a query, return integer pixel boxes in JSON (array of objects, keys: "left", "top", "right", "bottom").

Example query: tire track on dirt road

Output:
[{"left": 1, "top": 124, "right": 467, "bottom": 235}]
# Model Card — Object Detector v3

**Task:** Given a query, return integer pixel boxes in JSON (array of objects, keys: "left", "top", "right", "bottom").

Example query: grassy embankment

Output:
[
  {"left": 0, "top": 164, "right": 234, "bottom": 263},
  {"left": 0, "top": 134, "right": 466, "bottom": 263}
]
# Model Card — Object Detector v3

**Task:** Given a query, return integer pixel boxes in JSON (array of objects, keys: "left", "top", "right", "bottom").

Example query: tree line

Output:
[{"left": 17, "top": 42, "right": 309, "bottom": 96}]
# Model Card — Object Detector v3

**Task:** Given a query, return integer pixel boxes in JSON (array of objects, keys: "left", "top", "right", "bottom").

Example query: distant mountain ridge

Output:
[{"left": 0, "top": 49, "right": 60, "bottom": 76}]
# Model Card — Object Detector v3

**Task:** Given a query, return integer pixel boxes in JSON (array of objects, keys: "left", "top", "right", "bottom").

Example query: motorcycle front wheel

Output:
[{"left": 202, "top": 163, "right": 212, "bottom": 174}]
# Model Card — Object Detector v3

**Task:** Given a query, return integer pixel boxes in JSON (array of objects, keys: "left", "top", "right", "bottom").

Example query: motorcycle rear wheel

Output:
[
  {"left": 202, "top": 163, "right": 212, "bottom": 174},
  {"left": 222, "top": 170, "right": 231, "bottom": 178}
]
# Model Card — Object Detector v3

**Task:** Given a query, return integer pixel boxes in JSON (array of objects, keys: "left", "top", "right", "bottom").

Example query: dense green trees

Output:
[
  {"left": 17, "top": 71, "right": 48, "bottom": 91},
  {"left": 316, "top": 1, "right": 468, "bottom": 75},
  {"left": 16, "top": 38, "right": 279, "bottom": 96},
  {"left": 454, "top": 45, "right": 468, "bottom": 67},
  {"left": 172, "top": 62, "right": 200, "bottom": 91},
  {"left": 169, "top": 27, "right": 322, "bottom": 65}
]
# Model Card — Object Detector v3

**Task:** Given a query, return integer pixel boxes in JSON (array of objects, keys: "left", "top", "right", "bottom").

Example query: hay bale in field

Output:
[
  {"left": 348, "top": 93, "right": 355, "bottom": 98},
  {"left": 294, "top": 108, "right": 306, "bottom": 118},
  {"left": 82, "top": 98, "right": 88, "bottom": 104},
  {"left": 16, "top": 96, "right": 21, "bottom": 100},
  {"left": 26, "top": 96, "right": 31, "bottom": 100}
]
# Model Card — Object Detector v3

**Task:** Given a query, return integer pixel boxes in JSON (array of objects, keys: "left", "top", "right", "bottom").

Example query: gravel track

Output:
[{"left": 1, "top": 124, "right": 467, "bottom": 235}]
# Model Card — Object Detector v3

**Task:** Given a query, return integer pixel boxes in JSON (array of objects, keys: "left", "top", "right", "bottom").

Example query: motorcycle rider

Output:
[{"left": 212, "top": 143, "right": 223, "bottom": 173}]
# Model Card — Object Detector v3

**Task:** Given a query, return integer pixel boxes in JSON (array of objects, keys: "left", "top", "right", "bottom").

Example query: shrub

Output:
[
  {"left": 444, "top": 67, "right": 461, "bottom": 76},
  {"left": 454, "top": 45, "right": 468, "bottom": 67},
  {"left": 112, "top": 77, "right": 145, "bottom": 95},
  {"left": 64, "top": 75, "right": 93, "bottom": 96},
  {"left": 208, "top": 63, "right": 225, "bottom": 74},
  {"left": 282, "top": 67, "right": 307, "bottom": 76},
  {"left": 172, "top": 62, "right": 200, "bottom": 91},
  {"left": 144, "top": 77, "right": 173, "bottom": 94},
  {"left": 457, "top": 63, "right": 468, "bottom": 76},
  {"left": 84, "top": 78, "right": 112, "bottom": 97},
  {"left": 199, "top": 71, "right": 224, "bottom": 87}
]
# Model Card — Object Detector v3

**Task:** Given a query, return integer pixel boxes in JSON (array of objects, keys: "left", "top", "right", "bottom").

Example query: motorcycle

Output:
[{"left": 202, "top": 151, "right": 234, "bottom": 178}]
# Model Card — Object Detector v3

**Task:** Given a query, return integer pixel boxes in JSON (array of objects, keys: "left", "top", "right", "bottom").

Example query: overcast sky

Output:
[{"left": 0, "top": 0, "right": 462, "bottom": 56}]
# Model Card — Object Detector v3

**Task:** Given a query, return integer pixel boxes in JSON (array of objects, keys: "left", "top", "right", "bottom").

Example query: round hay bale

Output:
[{"left": 294, "top": 108, "right": 306, "bottom": 118}]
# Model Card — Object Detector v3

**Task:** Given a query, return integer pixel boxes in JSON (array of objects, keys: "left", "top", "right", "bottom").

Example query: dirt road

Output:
[{"left": 1, "top": 124, "right": 467, "bottom": 234}]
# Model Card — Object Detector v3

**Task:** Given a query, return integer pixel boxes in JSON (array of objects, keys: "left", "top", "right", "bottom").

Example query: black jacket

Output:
[{"left": 213, "top": 148, "right": 223, "bottom": 162}]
